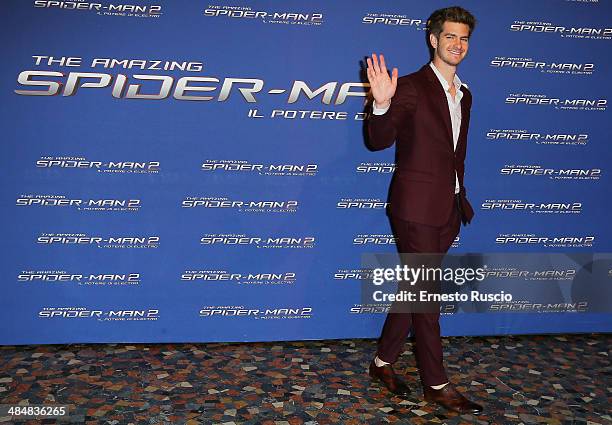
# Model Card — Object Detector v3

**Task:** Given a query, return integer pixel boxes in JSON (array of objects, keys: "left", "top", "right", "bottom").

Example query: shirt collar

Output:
[{"left": 429, "top": 62, "right": 463, "bottom": 94}]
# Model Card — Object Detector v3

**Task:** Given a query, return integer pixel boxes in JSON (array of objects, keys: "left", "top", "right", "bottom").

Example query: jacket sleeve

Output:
[
  {"left": 459, "top": 86, "right": 474, "bottom": 224},
  {"left": 367, "top": 77, "right": 417, "bottom": 151}
]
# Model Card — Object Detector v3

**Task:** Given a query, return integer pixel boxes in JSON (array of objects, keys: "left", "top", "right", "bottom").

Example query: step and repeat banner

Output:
[{"left": 1, "top": 0, "right": 611, "bottom": 344}]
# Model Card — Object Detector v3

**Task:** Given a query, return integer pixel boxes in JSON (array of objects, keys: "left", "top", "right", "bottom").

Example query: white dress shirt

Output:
[{"left": 372, "top": 62, "right": 464, "bottom": 194}]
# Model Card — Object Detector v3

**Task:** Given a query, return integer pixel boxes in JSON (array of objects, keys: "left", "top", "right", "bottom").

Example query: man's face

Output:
[{"left": 430, "top": 21, "right": 470, "bottom": 67}]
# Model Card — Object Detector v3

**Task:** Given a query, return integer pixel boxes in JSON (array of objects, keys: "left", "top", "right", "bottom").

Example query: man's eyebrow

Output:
[{"left": 443, "top": 32, "right": 469, "bottom": 37}]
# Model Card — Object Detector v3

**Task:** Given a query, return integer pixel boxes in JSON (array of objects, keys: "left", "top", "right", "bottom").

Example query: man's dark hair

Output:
[{"left": 426, "top": 6, "right": 476, "bottom": 38}]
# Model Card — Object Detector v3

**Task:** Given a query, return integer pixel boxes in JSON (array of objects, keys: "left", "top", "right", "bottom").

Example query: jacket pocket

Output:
[{"left": 395, "top": 169, "right": 435, "bottom": 183}]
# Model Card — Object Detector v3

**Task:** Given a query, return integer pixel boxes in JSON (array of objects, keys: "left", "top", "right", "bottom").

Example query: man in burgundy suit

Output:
[{"left": 365, "top": 7, "right": 482, "bottom": 414}]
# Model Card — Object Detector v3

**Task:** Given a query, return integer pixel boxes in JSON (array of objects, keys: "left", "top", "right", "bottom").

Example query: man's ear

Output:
[{"left": 429, "top": 33, "right": 438, "bottom": 50}]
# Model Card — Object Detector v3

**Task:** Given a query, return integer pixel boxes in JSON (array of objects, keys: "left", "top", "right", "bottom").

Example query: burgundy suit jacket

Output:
[{"left": 367, "top": 64, "right": 475, "bottom": 227}]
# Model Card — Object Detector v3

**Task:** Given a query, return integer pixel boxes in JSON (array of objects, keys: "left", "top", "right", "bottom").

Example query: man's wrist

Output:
[{"left": 372, "top": 99, "right": 391, "bottom": 115}]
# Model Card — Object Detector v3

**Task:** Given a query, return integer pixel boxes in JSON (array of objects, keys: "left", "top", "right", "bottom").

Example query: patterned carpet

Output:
[{"left": 0, "top": 334, "right": 610, "bottom": 424}]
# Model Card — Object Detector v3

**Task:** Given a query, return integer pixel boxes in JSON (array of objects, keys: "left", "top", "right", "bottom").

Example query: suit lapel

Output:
[
  {"left": 457, "top": 85, "right": 469, "bottom": 152},
  {"left": 422, "top": 65, "right": 453, "bottom": 150}
]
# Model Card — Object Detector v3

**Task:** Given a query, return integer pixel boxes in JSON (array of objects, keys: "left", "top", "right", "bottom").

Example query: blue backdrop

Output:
[{"left": 1, "top": 0, "right": 611, "bottom": 344}]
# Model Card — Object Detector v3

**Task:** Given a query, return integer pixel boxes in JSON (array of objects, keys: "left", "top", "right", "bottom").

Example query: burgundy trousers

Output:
[{"left": 377, "top": 202, "right": 460, "bottom": 387}]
